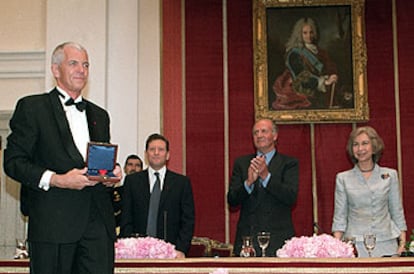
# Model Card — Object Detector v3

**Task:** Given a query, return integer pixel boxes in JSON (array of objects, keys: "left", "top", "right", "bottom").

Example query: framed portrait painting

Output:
[{"left": 253, "top": 0, "right": 368, "bottom": 123}]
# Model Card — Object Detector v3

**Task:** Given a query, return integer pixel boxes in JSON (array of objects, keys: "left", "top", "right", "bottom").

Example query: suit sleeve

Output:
[
  {"left": 331, "top": 173, "right": 348, "bottom": 233},
  {"left": 4, "top": 98, "right": 47, "bottom": 189},
  {"left": 227, "top": 157, "right": 251, "bottom": 207},
  {"left": 175, "top": 178, "right": 195, "bottom": 254},
  {"left": 388, "top": 169, "right": 407, "bottom": 231}
]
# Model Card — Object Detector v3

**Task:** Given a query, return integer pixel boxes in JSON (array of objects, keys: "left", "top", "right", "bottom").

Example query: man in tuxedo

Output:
[
  {"left": 4, "top": 42, "right": 121, "bottom": 274},
  {"left": 120, "top": 133, "right": 195, "bottom": 258},
  {"left": 227, "top": 119, "right": 299, "bottom": 257}
]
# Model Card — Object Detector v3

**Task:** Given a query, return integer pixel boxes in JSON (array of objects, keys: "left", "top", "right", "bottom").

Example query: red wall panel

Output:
[
  {"left": 396, "top": 0, "right": 414, "bottom": 232},
  {"left": 227, "top": 0, "right": 255, "bottom": 245},
  {"left": 163, "top": 0, "right": 184, "bottom": 173},
  {"left": 185, "top": 0, "right": 226, "bottom": 241}
]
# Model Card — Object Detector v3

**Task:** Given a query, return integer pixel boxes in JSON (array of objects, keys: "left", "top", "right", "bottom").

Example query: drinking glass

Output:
[
  {"left": 363, "top": 233, "right": 376, "bottom": 257},
  {"left": 257, "top": 232, "right": 270, "bottom": 257},
  {"left": 239, "top": 236, "right": 256, "bottom": 257}
]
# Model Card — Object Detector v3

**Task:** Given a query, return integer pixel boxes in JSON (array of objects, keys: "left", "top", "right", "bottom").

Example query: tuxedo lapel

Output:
[
  {"left": 142, "top": 170, "right": 151, "bottom": 199},
  {"left": 85, "top": 101, "right": 110, "bottom": 143},
  {"left": 134, "top": 170, "right": 151, "bottom": 205},
  {"left": 85, "top": 102, "right": 97, "bottom": 140},
  {"left": 267, "top": 152, "right": 281, "bottom": 172},
  {"left": 49, "top": 89, "right": 84, "bottom": 164}
]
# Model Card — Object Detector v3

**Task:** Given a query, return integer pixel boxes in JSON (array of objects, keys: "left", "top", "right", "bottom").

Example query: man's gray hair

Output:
[{"left": 51, "top": 42, "right": 87, "bottom": 66}]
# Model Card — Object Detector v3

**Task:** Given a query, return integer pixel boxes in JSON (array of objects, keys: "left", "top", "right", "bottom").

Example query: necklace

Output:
[{"left": 359, "top": 165, "right": 374, "bottom": 173}]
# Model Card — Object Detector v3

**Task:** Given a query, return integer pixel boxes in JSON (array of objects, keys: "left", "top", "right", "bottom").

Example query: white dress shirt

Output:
[
  {"left": 39, "top": 88, "right": 90, "bottom": 191},
  {"left": 148, "top": 166, "right": 166, "bottom": 192}
]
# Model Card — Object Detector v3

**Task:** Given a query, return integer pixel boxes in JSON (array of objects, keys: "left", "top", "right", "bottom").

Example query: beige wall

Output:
[
  {"left": 0, "top": 0, "right": 46, "bottom": 109},
  {"left": 0, "top": 0, "right": 46, "bottom": 51}
]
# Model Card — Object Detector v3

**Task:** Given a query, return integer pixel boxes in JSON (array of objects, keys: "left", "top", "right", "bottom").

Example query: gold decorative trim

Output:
[{"left": 391, "top": 0, "right": 403, "bottom": 194}]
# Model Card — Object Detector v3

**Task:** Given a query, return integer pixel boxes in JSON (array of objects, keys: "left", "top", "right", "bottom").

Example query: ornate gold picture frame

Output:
[{"left": 253, "top": 0, "right": 368, "bottom": 123}]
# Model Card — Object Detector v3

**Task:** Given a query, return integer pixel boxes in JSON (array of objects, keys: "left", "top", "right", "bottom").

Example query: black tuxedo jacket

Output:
[
  {"left": 120, "top": 169, "right": 195, "bottom": 254},
  {"left": 227, "top": 152, "right": 299, "bottom": 256},
  {"left": 4, "top": 88, "right": 116, "bottom": 243}
]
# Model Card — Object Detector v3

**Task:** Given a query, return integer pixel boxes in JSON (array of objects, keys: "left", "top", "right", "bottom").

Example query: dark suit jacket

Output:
[
  {"left": 120, "top": 169, "right": 195, "bottom": 254},
  {"left": 227, "top": 152, "right": 299, "bottom": 256},
  {"left": 4, "top": 88, "right": 116, "bottom": 243}
]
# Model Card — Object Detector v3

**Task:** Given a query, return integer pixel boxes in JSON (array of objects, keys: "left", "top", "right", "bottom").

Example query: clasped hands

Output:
[
  {"left": 246, "top": 155, "right": 268, "bottom": 187},
  {"left": 50, "top": 165, "right": 122, "bottom": 190}
]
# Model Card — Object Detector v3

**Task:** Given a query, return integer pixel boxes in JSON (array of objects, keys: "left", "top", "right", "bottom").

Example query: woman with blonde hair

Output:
[{"left": 332, "top": 126, "right": 407, "bottom": 257}]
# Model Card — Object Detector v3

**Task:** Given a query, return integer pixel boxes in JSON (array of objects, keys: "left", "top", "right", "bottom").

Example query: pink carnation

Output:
[
  {"left": 276, "top": 234, "right": 355, "bottom": 258},
  {"left": 115, "top": 237, "right": 177, "bottom": 259}
]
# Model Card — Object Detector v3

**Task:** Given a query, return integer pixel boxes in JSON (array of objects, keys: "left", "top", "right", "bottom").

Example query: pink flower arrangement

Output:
[
  {"left": 210, "top": 268, "right": 229, "bottom": 274},
  {"left": 276, "top": 234, "right": 355, "bottom": 258},
  {"left": 115, "top": 236, "right": 177, "bottom": 259}
]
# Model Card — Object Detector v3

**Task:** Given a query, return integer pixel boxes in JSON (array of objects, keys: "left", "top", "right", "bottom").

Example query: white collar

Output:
[
  {"left": 305, "top": 43, "right": 318, "bottom": 54},
  {"left": 148, "top": 166, "right": 167, "bottom": 178}
]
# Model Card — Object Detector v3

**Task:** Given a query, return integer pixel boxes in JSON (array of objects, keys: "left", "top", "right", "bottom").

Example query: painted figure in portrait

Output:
[{"left": 269, "top": 11, "right": 354, "bottom": 110}]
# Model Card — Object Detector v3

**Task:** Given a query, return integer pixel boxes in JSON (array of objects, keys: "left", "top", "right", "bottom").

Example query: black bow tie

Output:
[{"left": 65, "top": 98, "right": 87, "bottom": 112}]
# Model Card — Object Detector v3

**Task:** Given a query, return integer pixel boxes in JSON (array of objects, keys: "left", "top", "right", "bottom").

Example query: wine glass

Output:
[
  {"left": 257, "top": 232, "right": 270, "bottom": 257},
  {"left": 363, "top": 233, "right": 376, "bottom": 257}
]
